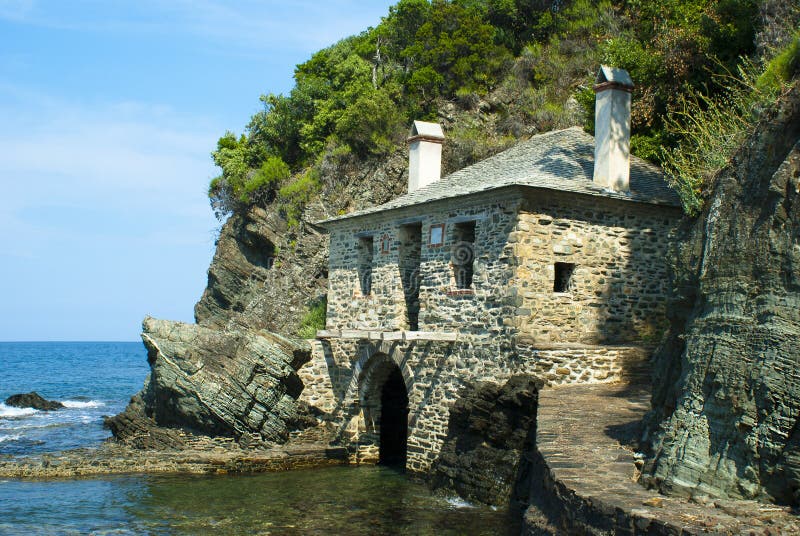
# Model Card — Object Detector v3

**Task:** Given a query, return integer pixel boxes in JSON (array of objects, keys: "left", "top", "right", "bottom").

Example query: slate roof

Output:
[{"left": 321, "top": 126, "right": 681, "bottom": 225}]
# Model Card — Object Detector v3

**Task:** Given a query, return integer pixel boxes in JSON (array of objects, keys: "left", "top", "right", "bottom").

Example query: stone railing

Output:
[{"left": 315, "top": 330, "right": 459, "bottom": 343}]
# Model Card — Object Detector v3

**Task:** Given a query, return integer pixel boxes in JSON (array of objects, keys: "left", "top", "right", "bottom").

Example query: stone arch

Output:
[{"left": 358, "top": 348, "right": 411, "bottom": 468}]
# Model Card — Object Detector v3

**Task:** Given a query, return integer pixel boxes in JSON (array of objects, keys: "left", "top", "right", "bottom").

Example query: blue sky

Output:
[{"left": 0, "top": 0, "right": 397, "bottom": 341}]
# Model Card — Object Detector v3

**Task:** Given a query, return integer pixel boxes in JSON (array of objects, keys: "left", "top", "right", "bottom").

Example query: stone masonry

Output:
[{"left": 298, "top": 183, "right": 679, "bottom": 473}]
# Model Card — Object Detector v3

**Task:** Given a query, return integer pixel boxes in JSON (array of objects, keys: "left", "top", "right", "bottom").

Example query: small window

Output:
[
  {"left": 380, "top": 233, "right": 391, "bottom": 254},
  {"left": 429, "top": 224, "right": 445, "bottom": 247},
  {"left": 452, "top": 221, "right": 476, "bottom": 289},
  {"left": 358, "top": 236, "right": 374, "bottom": 295},
  {"left": 554, "top": 262, "right": 575, "bottom": 293}
]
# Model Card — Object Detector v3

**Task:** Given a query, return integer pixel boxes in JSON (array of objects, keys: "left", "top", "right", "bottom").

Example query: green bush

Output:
[
  {"left": 296, "top": 296, "right": 327, "bottom": 339},
  {"left": 335, "top": 87, "right": 404, "bottom": 156},
  {"left": 757, "top": 34, "right": 800, "bottom": 93},
  {"left": 240, "top": 156, "right": 291, "bottom": 203},
  {"left": 660, "top": 58, "right": 786, "bottom": 215},
  {"left": 278, "top": 168, "right": 321, "bottom": 228}
]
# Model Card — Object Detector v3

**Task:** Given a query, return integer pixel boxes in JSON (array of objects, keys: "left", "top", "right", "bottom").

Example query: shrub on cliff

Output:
[
  {"left": 661, "top": 35, "right": 800, "bottom": 214},
  {"left": 297, "top": 297, "right": 327, "bottom": 339}
]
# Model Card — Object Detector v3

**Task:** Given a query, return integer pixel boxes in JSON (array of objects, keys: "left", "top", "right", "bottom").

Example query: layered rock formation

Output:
[
  {"left": 428, "top": 375, "right": 543, "bottom": 506},
  {"left": 107, "top": 317, "right": 312, "bottom": 447},
  {"left": 193, "top": 205, "right": 328, "bottom": 335},
  {"left": 643, "top": 81, "right": 800, "bottom": 505}
]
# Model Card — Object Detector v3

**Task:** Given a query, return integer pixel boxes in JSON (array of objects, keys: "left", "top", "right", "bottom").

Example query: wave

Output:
[
  {"left": 61, "top": 400, "right": 105, "bottom": 409},
  {"left": 0, "top": 434, "right": 21, "bottom": 443},
  {"left": 0, "top": 404, "right": 39, "bottom": 418}
]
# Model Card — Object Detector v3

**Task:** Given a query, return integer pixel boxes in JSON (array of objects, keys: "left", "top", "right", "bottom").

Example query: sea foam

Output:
[
  {"left": 445, "top": 496, "right": 476, "bottom": 509},
  {"left": 61, "top": 400, "right": 105, "bottom": 409},
  {"left": 0, "top": 403, "right": 39, "bottom": 418}
]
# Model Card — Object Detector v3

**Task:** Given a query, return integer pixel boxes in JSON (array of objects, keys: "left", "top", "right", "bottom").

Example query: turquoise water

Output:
[
  {"left": 0, "top": 342, "right": 518, "bottom": 534},
  {"left": 0, "top": 466, "right": 518, "bottom": 535}
]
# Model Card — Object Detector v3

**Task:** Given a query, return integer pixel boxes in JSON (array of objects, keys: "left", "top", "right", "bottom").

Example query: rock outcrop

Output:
[
  {"left": 107, "top": 317, "right": 312, "bottom": 447},
  {"left": 5, "top": 392, "right": 64, "bottom": 411},
  {"left": 643, "top": 81, "right": 800, "bottom": 505},
  {"left": 194, "top": 205, "right": 328, "bottom": 335},
  {"left": 428, "top": 375, "right": 543, "bottom": 506}
]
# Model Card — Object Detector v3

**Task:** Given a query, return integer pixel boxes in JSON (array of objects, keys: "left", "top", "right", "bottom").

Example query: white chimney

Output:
[
  {"left": 408, "top": 120, "right": 445, "bottom": 193},
  {"left": 593, "top": 66, "right": 634, "bottom": 193}
]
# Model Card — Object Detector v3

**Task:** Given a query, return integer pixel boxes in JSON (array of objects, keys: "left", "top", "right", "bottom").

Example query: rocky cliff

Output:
[{"left": 642, "top": 80, "right": 800, "bottom": 505}]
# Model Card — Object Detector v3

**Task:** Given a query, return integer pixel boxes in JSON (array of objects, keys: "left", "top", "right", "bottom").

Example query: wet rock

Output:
[
  {"left": 104, "top": 393, "right": 186, "bottom": 450},
  {"left": 428, "top": 375, "right": 543, "bottom": 506},
  {"left": 5, "top": 392, "right": 63, "bottom": 411},
  {"left": 108, "top": 317, "right": 312, "bottom": 446},
  {"left": 643, "top": 82, "right": 800, "bottom": 505}
]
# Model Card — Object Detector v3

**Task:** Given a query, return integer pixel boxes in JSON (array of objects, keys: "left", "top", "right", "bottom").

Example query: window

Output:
[
  {"left": 452, "top": 221, "right": 476, "bottom": 289},
  {"left": 380, "top": 233, "right": 391, "bottom": 254},
  {"left": 358, "top": 236, "right": 374, "bottom": 296},
  {"left": 554, "top": 262, "right": 575, "bottom": 293},
  {"left": 399, "top": 224, "right": 423, "bottom": 330},
  {"left": 429, "top": 224, "right": 445, "bottom": 247}
]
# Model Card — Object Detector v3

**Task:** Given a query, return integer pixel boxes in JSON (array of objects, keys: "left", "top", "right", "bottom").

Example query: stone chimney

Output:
[
  {"left": 408, "top": 120, "right": 445, "bottom": 193},
  {"left": 593, "top": 66, "right": 634, "bottom": 193}
]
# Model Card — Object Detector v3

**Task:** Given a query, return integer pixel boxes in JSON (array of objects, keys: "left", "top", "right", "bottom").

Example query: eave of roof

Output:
[{"left": 319, "top": 127, "right": 681, "bottom": 226}]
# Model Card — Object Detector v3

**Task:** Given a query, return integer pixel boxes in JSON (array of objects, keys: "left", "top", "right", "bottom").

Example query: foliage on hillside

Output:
[
  {"left": 660, "top": 34, "right": 800, "bottom": 214},
  {"left": 209, "top": 0, "right": 778, "bottom": 218}
]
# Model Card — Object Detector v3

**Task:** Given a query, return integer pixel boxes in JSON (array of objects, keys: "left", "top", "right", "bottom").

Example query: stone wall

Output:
[
  {"left": 515, "top": 340, "right": 647, "bottom": 385},
  {"left": 512, "top": 191, "right": 679, "bottom": 344},
  {"left": 314, "top": 187, "right": 679, "bottom": 473},
  {"left": 298, "top": 335, "right": 649, "bottom": 473},
  {"left": 325, "top": 190, "right": 521, "bottom": 336}
]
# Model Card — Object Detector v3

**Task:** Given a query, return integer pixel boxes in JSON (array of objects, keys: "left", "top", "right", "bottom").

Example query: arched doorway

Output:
[{"left": 379, "top": 366, "right": 409, "bottom": 468}]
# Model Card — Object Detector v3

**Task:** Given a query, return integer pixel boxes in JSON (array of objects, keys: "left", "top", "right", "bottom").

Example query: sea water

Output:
[
  {"left": 0, "top": 342, "right": 518, "bottom": 534},
  {"left": 0, "top": 342, "right": 148, "bottom": 455}
]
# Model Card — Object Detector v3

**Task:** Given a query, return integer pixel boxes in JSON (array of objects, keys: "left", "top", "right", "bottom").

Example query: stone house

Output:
[{"left": 297, "top": 66, "right": 682, "bottom": 472}]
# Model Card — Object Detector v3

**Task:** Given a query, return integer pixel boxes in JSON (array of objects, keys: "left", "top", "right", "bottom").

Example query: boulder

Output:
[
  {"left": 5, "top": 392, "right": 64, "bottom": 411},
  {"left": 428, "top": 375, "right": 543, "bottom": 506},
  {"left": 108, "top": 317, "right": 312, "bottom": 446}
]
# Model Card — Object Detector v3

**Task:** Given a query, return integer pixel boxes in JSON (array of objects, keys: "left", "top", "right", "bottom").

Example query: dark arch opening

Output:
[{"left": 379, "top": 366, "right": 409, "bottom": 469}]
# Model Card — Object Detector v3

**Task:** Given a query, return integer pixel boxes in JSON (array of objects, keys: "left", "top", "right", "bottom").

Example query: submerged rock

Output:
[
  {"left": 643, "top": 82, "right": 800, "bottom": 505},
  {"left": 428, "top": 375, "right": 543, "bottom": 506},
  {"left": 107, "top": 317, "right": 312, "bottom": 447},
  {"left": 5, "top": 392, "right": 64, "bottom": 411}
]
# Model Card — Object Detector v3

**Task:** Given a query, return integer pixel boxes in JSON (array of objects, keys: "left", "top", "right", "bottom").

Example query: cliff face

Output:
[
  {"left": 428, "top": 376, "right": 543, "bottom": 507},
  {"left": 643, "top": 81, "right": 800, "bottom": 504},
  {"left": 193, "top": 204, "right": 328, "bottom": 334}
]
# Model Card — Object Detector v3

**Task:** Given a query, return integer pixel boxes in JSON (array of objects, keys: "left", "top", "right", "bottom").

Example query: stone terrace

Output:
[{"left": 527, "top": 382, "right": 800, "bottom": 534}]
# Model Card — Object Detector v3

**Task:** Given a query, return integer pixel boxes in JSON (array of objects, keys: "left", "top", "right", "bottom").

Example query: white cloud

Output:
[{"left": 0, "top": 87, "right": 218, "bottom": 203}]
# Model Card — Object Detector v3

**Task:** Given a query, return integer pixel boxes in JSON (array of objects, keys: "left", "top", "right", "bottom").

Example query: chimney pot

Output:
[
  {"left": 593, "top": 66, "right": 633, "bottom": 193},
  {"left": 408, "top": 120, "right": 444, "bottom": 193}
]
